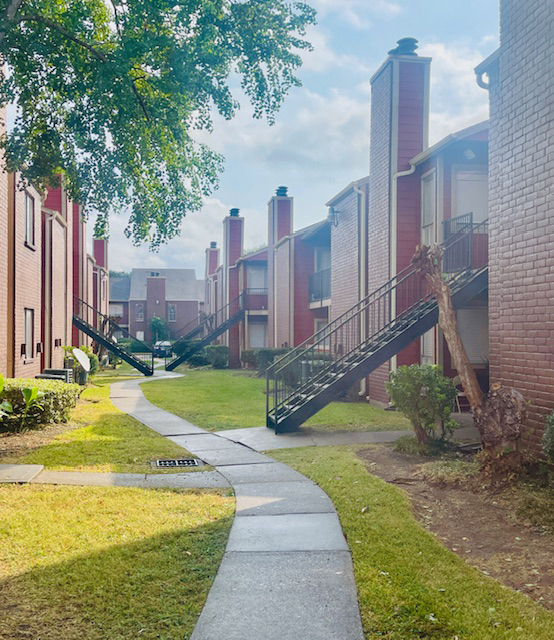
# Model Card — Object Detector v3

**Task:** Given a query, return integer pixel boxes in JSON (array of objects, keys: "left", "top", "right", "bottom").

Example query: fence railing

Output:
[
  {"left": 74, "top": 297, "right": 154, "bottom": 372},
  {"left": 267, "top": 219, "right": 489, "bottom": 424}
]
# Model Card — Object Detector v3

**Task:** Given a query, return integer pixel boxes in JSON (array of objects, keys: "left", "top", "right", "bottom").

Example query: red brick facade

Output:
[{"left": 484, "top": 0, "right": 554, "bottom": 452}]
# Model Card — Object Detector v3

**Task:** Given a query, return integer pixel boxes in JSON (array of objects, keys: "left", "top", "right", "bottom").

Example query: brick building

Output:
[
  {"left": 475, "top": 0, "right": 554, "bottom": 451},
  {"left": 0, "top": 166, "right": 110, "bottom": 378},
  {"left": 203, "top": 188, "right": 331, "bottom": 364},
  {"left": 109, "top": 268, "right": 204, "bottom": 344}
]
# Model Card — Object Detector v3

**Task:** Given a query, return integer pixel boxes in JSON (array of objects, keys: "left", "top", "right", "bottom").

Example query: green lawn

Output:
[
  {"left": 271, "top": 446, "right": 554, "bottom": 639},
  {"left": 141, "top": 369, "right": 410, "bottom": 432},
  {"left": 0, "top": 375, "right": 202, "bottom": 474},
  {"left": 0, "top": 484, "right": 233, "bottom": 640}
]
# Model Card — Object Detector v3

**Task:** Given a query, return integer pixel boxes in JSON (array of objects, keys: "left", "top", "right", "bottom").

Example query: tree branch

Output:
[
  {"left": 17, "top": 14, "right": 109, "bottom": 62},
  {"left": 0, "top": 0, "right": 26, "bottom": 48}
]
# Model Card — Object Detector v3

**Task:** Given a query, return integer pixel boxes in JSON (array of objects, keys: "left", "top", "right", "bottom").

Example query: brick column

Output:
[{"left": 222, "top": 209, "right": 244, "bottom": 367}]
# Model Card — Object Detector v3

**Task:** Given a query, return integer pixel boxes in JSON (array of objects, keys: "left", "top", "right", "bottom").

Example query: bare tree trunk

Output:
[{"left": 411, "top": 245, "right": 526, "bottom": 463}]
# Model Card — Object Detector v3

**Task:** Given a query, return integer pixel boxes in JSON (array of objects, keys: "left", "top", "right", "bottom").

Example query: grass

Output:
[
  {"left": 0, "top": 484, "right": 233, "bottom": 640},
  {"left": 271, "top": 445, "right": 554, "bottom": 639},
  {"left": 0, "top": 375, "right": 201, "bottom": 474},
  {"left": 141, "top": 368, "right": 410, "bottom": 432}
]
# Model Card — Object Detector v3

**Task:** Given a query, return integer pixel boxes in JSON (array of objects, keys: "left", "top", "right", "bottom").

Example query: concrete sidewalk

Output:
[{"left": 111, "top": 372, "right": 365, "bottom": 640}]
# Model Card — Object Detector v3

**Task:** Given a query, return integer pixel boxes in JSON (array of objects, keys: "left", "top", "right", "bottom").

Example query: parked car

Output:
[{"left": 153, "top": 341, "right": 172, "bottom": 357}]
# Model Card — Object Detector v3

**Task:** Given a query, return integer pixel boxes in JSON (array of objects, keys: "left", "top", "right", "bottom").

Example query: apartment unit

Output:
[
  {"left": 202, "top": 189, "right": 331, "bottom": 366},
  {"left": 0, "top": 160, "right": 109, "bottom": 378},
  {"left": 109, "top": 268, "right": 204, "bottom": 344}
]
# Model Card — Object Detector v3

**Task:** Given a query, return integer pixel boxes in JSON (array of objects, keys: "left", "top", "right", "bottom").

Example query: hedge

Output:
[
  {"left": 1, "top": 378, "right": 81, "bottom": 432},
  {"left": 205, "top": 345, "right": 229, "bottom": 369}
]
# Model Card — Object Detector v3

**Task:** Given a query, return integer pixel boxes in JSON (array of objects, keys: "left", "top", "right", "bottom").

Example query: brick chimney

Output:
[
  {"left": 93, "top": 237, "right": 109, "bottom": 270},
  {"left": 205, "top": 241, "right": 220, "bottom": 278},
  {"left": 267, "top": 186, "right": 293, "bottom": 347},
  {"left": 222, "top": 209, "right": 244, "bottom": 366},
  {"left": 366, "top": 38, "right": 431, "bottom": 403}
]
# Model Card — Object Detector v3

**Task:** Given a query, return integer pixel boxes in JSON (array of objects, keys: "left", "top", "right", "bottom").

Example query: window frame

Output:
[
  {"left": 25, "top": 192, "right": 35, "bottom": 249},
  {"left": 167, "top": 303, "right": 177, "bottom": 323},
  {"left": 23, "top": 308, "right": 34, "bottom": 360},
  {"left": 135, "top": 303, "right": 144, "bottom": 322}
]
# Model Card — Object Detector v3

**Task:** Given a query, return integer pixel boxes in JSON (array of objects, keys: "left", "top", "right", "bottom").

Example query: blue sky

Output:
[{"left": 104, "top": 0, "right": 500, "bottom": 276}]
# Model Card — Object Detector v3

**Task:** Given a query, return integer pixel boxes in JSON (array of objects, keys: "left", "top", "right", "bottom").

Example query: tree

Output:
[
  {"left": 411, "top": 244, "right": 527, "bottom": 469},
  {"left": 149, "top": 315, "right": 168, "bottom": 342},
  {"left": 0, "top": 0, "right": 315, "bottom": 246}
]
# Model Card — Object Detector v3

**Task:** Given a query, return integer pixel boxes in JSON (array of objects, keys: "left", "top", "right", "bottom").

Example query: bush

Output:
[
  {"left": 205, "top": 345, "right": 229, "bottom": 369},
  {"left": 542, "top": 412, "right": 554, "bottom": 462},
  {"left": 187, "top": 348, "right": 210, "bottom": 367},
  {"left": 257, "top": 348, "right": 290, "bottom": 374},
  {"left": 386, "top": 364, "right": 457, "bottom": 444},
  {"left": 0, "top": 378, "right": 80, "bottom": 432},
  {"left": 240, "top": 349, "right": 258, "bottom": 368}
]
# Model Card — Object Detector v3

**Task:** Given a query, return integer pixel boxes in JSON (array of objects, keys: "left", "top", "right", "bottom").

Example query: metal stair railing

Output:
[
  {"left": 73, "top": 297, "right": 154, "bottom": 375},
  {"left": 267, "top": 218, "right": 489, "bottom": 430},
  {"left": 165, "top": 293, "right": 245, "bottom": 370}
]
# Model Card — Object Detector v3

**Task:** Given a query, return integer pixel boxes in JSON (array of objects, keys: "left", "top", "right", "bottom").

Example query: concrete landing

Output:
[{"left": 216, "top": 424, "right": 480, "bottom": 451}]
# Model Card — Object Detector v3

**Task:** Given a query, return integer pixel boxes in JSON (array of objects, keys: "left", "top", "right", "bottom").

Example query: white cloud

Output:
[
  {"left": 103, "top": 197, "right": 266, "bottom": 276},
  {"left": 310, "top": 0, "right": 402, "bottom": 29},
  {"left": 419, "top": 41, "right": 494, "bottom": 144},
  {"left": 300, "top": 27, "right": 364, "bottom": 72}
]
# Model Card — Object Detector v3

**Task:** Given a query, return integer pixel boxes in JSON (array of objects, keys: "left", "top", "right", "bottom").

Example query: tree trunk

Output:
[{"left": 411, "top": 245, "right": 526, "bottom": 460}]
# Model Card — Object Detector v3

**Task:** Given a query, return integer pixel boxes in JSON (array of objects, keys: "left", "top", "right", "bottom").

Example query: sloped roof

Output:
[
  {"left": 129, "top": 268, "right": 204, "bottom": 302},
  {"left": 110, "top": 275, "right": 131, "bottom": 301}
]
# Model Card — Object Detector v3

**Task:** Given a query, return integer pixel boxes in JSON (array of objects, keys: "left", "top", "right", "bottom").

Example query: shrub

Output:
[
  {"left": 542, "top": 412, "right": 554, "bottom": 462},
  {"left": 0, "top": 377, "right": 80, "bottom": 432},
  {"left": 187, "top": 348, "right": 210, "bottom": 367},
  {"left": 240, "top": 349, "right": 258, "bottom": 368},
  {"left": 386, "top": 364, "right": 457, "bottom": 444},
  {"left": 257, "top": 348, "right": 290, "bottom": 374},
  {"left": 205, "top": 345, "right": 229, "bottom": 369}
]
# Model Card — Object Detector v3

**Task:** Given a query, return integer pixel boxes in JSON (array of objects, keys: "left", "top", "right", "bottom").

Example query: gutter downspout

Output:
[{"left": 353, "top": 181, "right": 368, "bottom": 398}]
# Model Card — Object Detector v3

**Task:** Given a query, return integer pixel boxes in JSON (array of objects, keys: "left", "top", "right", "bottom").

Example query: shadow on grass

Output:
[{"left": 0, "top": 514, "right": 234, "bottom": 640}]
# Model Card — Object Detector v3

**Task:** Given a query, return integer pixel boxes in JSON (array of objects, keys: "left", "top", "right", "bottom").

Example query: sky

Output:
[{"left": 102, "top": 0, "right": 500, "bottom": 277}]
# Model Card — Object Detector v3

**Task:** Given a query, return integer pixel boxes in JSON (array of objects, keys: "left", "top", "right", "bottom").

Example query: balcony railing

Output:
[{"left": 309, "top": 268, "right": 331, "bottom": 303}]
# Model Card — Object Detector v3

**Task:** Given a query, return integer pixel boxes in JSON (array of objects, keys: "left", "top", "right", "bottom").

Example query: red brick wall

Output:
[
  {"left": 13, "top": 179, "right": 42, "bottom": 378},
  {"left": 146, "top": 277, "right": 166, "bottom": 342},
  {"left": 169, "top": 300, "right": 199, "bottom": 338},
  {"left": 293, "top": 238, "right": 316, "bottom": 346},
  {"left": 487, "top": 0, "right": 554, "bottom": 453}
]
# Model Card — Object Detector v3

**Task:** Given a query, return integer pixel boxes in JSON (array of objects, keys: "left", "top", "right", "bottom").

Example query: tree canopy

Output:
[{"left": 0, "top": 0, "right": 315, "bottom": 246}]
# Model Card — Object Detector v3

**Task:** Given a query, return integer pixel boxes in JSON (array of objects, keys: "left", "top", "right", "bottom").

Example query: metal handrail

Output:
[
  {"left": 73, "top": 296, "right": 154, "bottom": 371},
  {"left": 267, "top": 220, "right": 489, "bottom": 424}
]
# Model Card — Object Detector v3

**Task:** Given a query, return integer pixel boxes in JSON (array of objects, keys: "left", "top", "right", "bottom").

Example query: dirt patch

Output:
[
  {"left": 0, "top": 418, "right": 82, "bottom": 459},
  {"left": 357, "top": 445, "right": 554, "bottom": 610}
]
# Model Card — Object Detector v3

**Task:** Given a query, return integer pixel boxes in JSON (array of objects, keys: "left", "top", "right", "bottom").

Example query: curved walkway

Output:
[{"left": 110, "top": 371, "right": 364, "bottom": 640}]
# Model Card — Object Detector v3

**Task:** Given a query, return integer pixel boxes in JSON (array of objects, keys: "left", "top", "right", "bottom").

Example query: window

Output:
[
  {"left": 135, "top": 303, "right": 144, "bottom": 322},
  {"left": 421, "top": 329, "right": 435, "bottom": 365},
  {"left": 168, "top": 303, "right": 177, "bottom": 322},
  {"left": 25, "top": 193, "right": 35, "bottom": 247},
  {"left": 457, "top": 307, "right": 489, "bottom": 364},
  {"left": 23, "top": 308, "right": 34, "bottom": 359},
  {"left": 136, "top": 330, "right": 144, "bottom": 341},
  {"left": 421, "top": 171, "right": 436, "bottom": 246},
  {"left": 453, "top": 170, "right": 488, "bottom": 222},
  {"left": 109, "top": 303, "right": 124, "bottom": 317},
  {"left": 249, "top": 322, "right": 267, "bottom": 349},
  {"left": 247, "top": 266, "right": 267, "bottom": 290},
  {"left": 314, "top": 248, "right": 331, "bottom": 273},
  {"left": 149, "top": 271, "right": 160, "bottom": 277}
]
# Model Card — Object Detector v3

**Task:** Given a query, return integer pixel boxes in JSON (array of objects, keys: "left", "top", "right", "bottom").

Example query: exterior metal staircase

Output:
[
  {"left": 266, "top": 218, "right": 489, "bottom": 434},
  {"left": 72, "top": 298, "right": 154, "bottom": 376},
  {"left": 165, "top": 293, "right": 245, "bottom": 371}
]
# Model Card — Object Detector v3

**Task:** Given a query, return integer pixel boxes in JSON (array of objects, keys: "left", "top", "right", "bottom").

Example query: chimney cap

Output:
[
  {"left": 388, "top": 37, "right": 418, "bottom": 56},
  {"left": 229, "top": 208, "right": 240, "bottom": 217},
  {"left": 276, "top": 186, "right": 288, "bottom": 197},
  {"left": 210, "top": 241, "right": 217, "bottom": 248}
]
